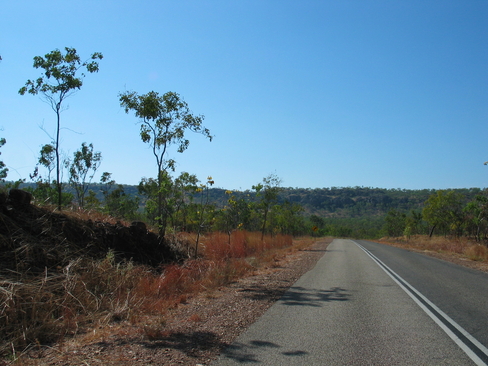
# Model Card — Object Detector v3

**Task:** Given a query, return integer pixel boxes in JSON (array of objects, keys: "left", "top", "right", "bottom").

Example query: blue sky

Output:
[{"left": 1, "top": 1, "right": 487, "bottom": 191}]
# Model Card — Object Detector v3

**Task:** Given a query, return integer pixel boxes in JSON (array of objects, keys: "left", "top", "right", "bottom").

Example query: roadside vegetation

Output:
[
  {"left": 1, "top": 47, "right": 314, "bottom": 361},
  {"left": 378, "top": 235, "right": 488, "bottom": 263},
  {"left": 0, "top": 192, "right": 312, "bottom": 360},
  {"left": 2, "top": 47, "right": 488, "bottom": 362}
]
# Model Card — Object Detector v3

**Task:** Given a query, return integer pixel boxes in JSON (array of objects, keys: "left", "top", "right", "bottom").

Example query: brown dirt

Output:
[{"left": 16, "top": 239, "right": 332, "bottom": 365}]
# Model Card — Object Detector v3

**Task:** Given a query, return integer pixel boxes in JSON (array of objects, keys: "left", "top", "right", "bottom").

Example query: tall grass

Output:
[
  {"left": 1, "top": 231, "right": 300, "bottom": 359},
  {"left": 379, "top": 235, "right": 488, "bottom": 262},
  {"left": 202, "top": 231, "right": 292, "bottom": 260}
]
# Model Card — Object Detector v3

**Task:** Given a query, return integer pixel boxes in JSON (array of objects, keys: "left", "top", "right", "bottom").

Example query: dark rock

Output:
[
  {"left": 130, "top": 221, "right": 147, "bottom": 234},
  {"left": 8, "top": 189, "right": 32, "bottom": 206}
]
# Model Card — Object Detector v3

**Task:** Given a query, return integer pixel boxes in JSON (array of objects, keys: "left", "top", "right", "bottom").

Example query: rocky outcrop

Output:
[{"left": 0, "top": 190, "right": 183, "bottom": 274}]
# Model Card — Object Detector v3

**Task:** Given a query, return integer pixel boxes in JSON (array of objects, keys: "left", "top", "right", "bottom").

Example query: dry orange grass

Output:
[
  {"left": 378, "top": 235, "right": 488, "bottom": 262},
  {"left": 201, "top": 231, "right": 292, "bottom": 260},
  {"left": 63, "top": 206, "right": 130, "bottom": 226},
  {"left": 465, "top": 244, "right": 488, "bottom": 261},
  {"left": 0, "top": 230, "right": 312, "bottom": 359}
]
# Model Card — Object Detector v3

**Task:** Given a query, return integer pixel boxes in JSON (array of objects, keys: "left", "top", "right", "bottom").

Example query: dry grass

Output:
[
  {"left": 40, "top": 204, "right": 129, "bottom": 226},
  {"left": 1, "top": 230, "right": 309, "bottom": 361},
  {"left": 201, "top": 231, "right": 292, "bottom": 261},
  {"left": 378, "top": 235, "right": 488, "bottom": 262}
]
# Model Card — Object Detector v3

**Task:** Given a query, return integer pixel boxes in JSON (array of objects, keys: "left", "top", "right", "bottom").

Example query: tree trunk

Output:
[
  {"left": 429, "top": 224, "right": 436, "bottom": 238},
  {"left": 55, "top": 107, "right": 62, "bottom": 210}
]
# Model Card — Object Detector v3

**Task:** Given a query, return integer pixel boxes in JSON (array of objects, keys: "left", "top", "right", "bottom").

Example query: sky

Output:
[{"left": 1, "top": 0, "right": 487, "bottom": 191}]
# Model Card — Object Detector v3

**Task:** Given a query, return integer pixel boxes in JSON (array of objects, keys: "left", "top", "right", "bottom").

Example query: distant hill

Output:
[
  {"left": 9, "top": 182, "right": 486, "bottom": 239},
  {"left": 206, "top": 186, "right": 484, "bottom": 218},
  {"left": 13, "top": 182, "right": 485, "bottom": 219}
]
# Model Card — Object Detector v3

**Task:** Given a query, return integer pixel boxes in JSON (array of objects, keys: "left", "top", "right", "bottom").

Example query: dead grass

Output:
[
  {"left": 378, "top": 235, "right": 488, "bottom": 262},
  {"left": 201, "top": 231, "right": 292, "bottom": 260},
  {"left": 1, "top": 228, "right": 310, "bottom": 361},
  {"left": 40, "top": 204, "right": 129, "bottom": 226}
]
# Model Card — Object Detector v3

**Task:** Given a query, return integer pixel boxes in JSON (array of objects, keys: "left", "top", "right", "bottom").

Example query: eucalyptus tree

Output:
[
  {"left": 463, "top": 194, "right": 488, "bottom": 241},
  {"left": 253, "top": 174, "right": 283, "bottom": 240},
  {"left": 19, "top": 47, "right": 103, "bottom": 209},
  {"left": 68, "top": 142, "right": 102, "bottom": 208},
  {"left": 170, "top": 172, "right": 199, "bottom": 231},
  {"left": 119, "top": 90, "right": 212, "bottom": 238},
  {"left": 38, "top": 144, "right": 56, "bottom": 182},
  {"left": 383, "top": 209, "right": 406, "bottom": 237},
  {"left": 422, "top": 190, "right": 464, "bottom": 237}
]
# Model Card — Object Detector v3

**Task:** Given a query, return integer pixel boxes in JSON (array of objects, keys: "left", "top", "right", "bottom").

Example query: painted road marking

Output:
[{"left": 355, "top": 241, "right": 488, "bottom": 366}]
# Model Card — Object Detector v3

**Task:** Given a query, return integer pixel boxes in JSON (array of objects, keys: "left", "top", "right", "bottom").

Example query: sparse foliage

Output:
[
  {"left": 194, "top": 176, "right": 215, "bottom": 257},
  {"left": 119, "top": 90, "right": 212, "bottom": 238},
  {"left": 383, "top": 209, "right": 407, "bottom": 237},
  {"left": 19, "top": 47, "right": 103, "bottom": 209},
  {"left": 253, "top": 174, "right": 282, "bottom": 240},
  {"left": 68, "top": 142, "right": 102, "bottom": 208},
  {"left": 422, "top": 190, "right": 465, "bottom": 237}
]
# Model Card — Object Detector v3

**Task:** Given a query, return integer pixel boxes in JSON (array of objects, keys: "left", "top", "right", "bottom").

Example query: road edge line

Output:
[{"left": 354, "top": 241, "right": 488, "bottom": 366}]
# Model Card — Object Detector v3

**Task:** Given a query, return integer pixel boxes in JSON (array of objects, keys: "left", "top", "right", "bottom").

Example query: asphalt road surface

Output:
[{"left": 213, "top": 239, "right": 488, "bottom": 365}]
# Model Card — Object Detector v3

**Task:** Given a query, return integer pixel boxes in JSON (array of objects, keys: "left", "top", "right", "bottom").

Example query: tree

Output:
[
  {"left": 19, "top": 47, "right": 103, "bottom": 209},
  {"left": 119, "top": 90, "right": 212, "bottom": 238},
  {"left": 28, "top": 143, "right": 66, "bottom": 205},
  {"left": 252, "top": 174, "right": 282, "bottom": 240},
  {"left": 138, "top": 173, "right": 176, "bottom": 232},
  {"left": 309, "top": 214, "right": 326, "bottom": 236},
  {"left": 217, "top": 190, "right": 253, "bottom": 239},
  {"left": 383, "top": 209, "right": 406, "bottom": 237},
  {"left": 169, "top": 172, "right": 199, "bottom": 231},
  {"left": 38, "top": 144, "right": 56, "bottom": 182},
  {"left": 463, "top": 194, "right": 488, "bottom": 241},
  {"left": 104, "top": 186, "right": 140, "bottom": 220},
  {"left": 422, "top": 190, "right": 465, "bottom": 237},
  {"left": 273, "top": 200, "right": 305, "bottom": 236},
  {"left": 194, "top": 176, "right": 215, "bottom": 257},
  {"left": 404, "top": 210, "right": 424, "bottom": 238},
  {"left": 0, "top": 138, "right": 8, "bottom": 181},
  {"left": 68, "top": 142, "right": 102, "bottom": 208}
]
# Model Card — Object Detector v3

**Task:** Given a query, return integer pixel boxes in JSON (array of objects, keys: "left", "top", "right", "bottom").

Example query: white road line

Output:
[{"left": 355, "top": 241, "right": 488, "bottom": 366}]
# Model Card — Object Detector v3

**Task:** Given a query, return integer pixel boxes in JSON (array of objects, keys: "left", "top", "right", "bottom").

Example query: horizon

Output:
[{"left": 10, "top": 180, "right": 487, "bottom": 193}]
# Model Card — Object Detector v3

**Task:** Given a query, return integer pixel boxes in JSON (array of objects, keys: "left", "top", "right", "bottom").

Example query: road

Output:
[{"left": 213, "top": 239, "right": 488, "bottom": 365}]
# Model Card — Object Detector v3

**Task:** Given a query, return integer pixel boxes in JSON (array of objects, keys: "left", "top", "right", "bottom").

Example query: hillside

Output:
[
  {"left": 17, "top": 182, "right": 484, "bottom": 219},
  {"left": 0, "top": 188, "right": 183, "bottom": 275},
  {"left": 206, "top": 186, "right": 484, "bottom": 217},
  {"left": 14, "top": 182, "right": 487, "bottom": 239}
]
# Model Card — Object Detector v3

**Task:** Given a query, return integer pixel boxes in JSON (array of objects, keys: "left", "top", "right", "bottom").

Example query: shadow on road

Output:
[
  {"left": 281, "top": 286, "right": 350, "bottom": 307},
  {"left": 239, "top": 284, "right": 350, "bottom": 307},
  {"left": 219, "top": 339, "right": 308, "bottom": 363},
  {"left": 301, "top": 248, "right": 328, "bottom": 253}
]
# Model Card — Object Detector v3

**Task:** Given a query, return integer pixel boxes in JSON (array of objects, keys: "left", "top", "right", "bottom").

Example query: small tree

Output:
[
  {"left": 252, "top": 174, "right": 282, "bottom": 240},
  {"left": 423, "top": 190, "right": 464, "bottom": 237},
  {"left": 19, "top": 47, "right": 103, "bottom": 209},
  {"left": 383, "top": 209, "right": 406, "bottom": 237},
  {"left": 463, "top": 194, "right": 488, "bottom": 241},
  {"left": 119, "top": 90, "right": 212, "bottom": 239},
  {"left": 68, "top": 142, "right": 102, "bottom": 208},
  {"left": 170, "top": 172, "right": 199, "bottom": 231},
  {"left": 28, "top": 143, "right": 68, "bottom": 205},
  {"left": 194, "top": 176, "right": 214, "bottom": 257},
  {"left": 38, "top": 143, "right": 56, "bottom": 182},
  {"left": 273, "top": 201, "right": 304, "bottom": 236}
]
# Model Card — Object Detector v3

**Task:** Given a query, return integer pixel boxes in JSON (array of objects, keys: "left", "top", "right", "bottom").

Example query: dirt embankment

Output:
[{"left": 0, "top": 189, "right": 182, "bottom": 275}]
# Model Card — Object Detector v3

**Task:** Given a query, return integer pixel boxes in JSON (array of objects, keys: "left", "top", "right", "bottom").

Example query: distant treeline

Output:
[{"left": 12, "top": 182, "right": 488, "bottom": 240}]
